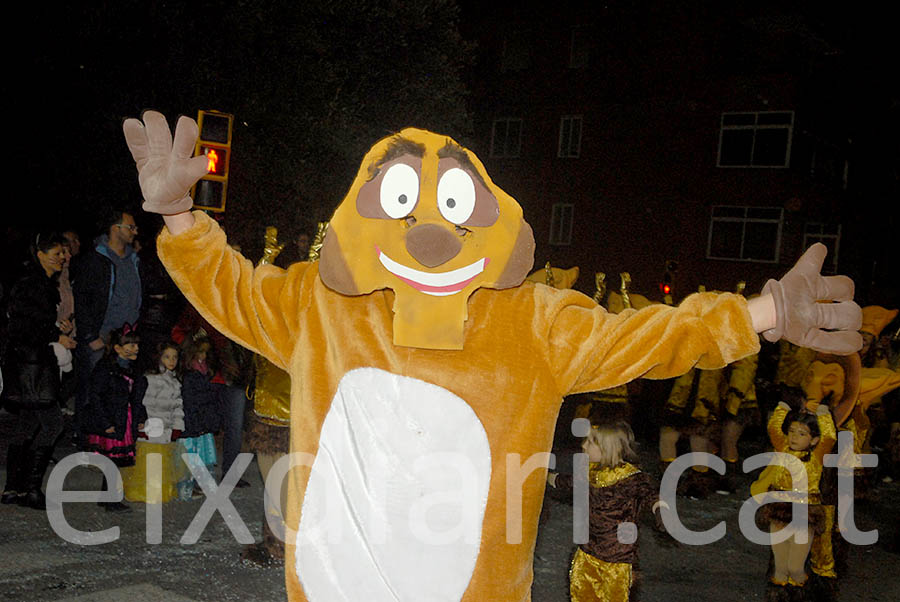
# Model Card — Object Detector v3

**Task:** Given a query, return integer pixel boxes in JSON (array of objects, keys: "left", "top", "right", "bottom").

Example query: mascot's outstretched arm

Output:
[{"left": 123, "top": 110, "right": 304, "bottom": 368}]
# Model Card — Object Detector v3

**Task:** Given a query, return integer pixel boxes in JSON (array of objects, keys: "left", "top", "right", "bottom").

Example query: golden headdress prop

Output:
[
  {"left": 802, "top": 352, "right": 861, "bottom": 427},
  {"left": 592, "top": 272, "right": 606, "bottom": 305},
  {"left": 607, "top": 273, "right": 658, "bottom": 314},
  {"left": 525, "top": 261, "right": 580, "bottom": 289},
  {"left": 860, "top": 306, "right": 898, "bottom": 337},
  {"left": 252, "top": 225, "right": 291, "bottom": 425}
]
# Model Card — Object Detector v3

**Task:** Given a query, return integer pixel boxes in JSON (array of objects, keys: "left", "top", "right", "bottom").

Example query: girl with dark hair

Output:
[
  {"left": 1, "top": 232, "right": 75, "bottom": 510},
  {"left": 176, "top": 330, "right": 221, "bottom": 499},
  {"left": 83, "top": 325, "right": 146, "bottom": 511},
  {"left": 134, "top": 341, "right": 184, "bottom": 443},
  {"left": 121, "top": 340, "right": 185, "bottom": 503},
  {"left": 752, "top": 386, "right": 836, "bottom": 599}
]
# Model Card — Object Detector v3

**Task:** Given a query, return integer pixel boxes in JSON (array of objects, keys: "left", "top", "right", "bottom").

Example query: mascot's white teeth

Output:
[{"left": 376, "top": 246, "right": 489, "bottom": 296}]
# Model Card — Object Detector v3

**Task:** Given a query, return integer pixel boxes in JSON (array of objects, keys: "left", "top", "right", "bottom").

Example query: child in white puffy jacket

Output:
[{"left": 134, "top": 341, "right": 184, "bottom": 444}]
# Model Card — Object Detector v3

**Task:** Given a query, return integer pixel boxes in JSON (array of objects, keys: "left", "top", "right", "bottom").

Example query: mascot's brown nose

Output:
[{"left": 405, "top": 223, "right": 462, "bottom": 268}]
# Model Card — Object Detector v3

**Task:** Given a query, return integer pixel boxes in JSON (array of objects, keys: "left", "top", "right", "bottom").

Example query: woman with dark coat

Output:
[{"left": 1, "top": 232, "right": 76, "bottom": 509}]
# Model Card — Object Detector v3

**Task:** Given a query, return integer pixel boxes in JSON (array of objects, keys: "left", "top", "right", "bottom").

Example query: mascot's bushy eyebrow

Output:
[
  {"left": 367, "top": 137, "right": 426, "bottom": 179},
  {"left": 437, "top": 141, "right": 489, "bottom": 190},
  {"left": 367, "top": 136, "right": 487, "bottom": 190}
]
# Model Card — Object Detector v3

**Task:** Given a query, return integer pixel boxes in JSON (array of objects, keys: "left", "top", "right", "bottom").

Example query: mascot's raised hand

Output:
[
  {"left": 762, "top": 243, "right": 862, "bottom": 355},
  {"left": 122, "top": 110, "right": 210, "bottom": 215}
]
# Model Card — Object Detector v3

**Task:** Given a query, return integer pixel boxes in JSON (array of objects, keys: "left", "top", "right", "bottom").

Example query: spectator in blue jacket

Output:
[{"left": 71, "top": 208, "right": 144, "bottom": 445}]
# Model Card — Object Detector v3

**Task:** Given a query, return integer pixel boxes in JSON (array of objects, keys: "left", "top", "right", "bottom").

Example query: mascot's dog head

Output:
[{"left": 319, "top": 128, "right": 534, "bottom": 349}]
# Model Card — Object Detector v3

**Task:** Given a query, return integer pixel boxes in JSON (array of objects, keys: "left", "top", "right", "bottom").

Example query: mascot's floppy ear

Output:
[{"left": 319, "top": 128, "right": 534, "bottom": 350}]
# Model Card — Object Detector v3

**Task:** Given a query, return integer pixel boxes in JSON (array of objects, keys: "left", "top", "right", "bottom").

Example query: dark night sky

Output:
[{"left": 12, "top": 2, "right": 897, "bottom": 260}]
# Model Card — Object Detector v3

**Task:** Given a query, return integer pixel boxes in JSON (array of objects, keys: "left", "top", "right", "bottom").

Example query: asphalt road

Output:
[{"left": 2, "top": 408, "right": 899, "bottom": 601}]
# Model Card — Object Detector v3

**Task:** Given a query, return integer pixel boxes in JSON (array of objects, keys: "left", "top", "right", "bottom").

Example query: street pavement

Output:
[{"left": 2, "top": 408, "right": 899, "bottom": 601}]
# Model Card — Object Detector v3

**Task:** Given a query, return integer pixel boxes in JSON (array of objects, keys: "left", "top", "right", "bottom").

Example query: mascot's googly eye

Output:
[
  {"left": 437, "top": 168, "right": 476, "bottom": 225},
  {"left": 380, "top": 163, "right": 419, "bottom": 219}
]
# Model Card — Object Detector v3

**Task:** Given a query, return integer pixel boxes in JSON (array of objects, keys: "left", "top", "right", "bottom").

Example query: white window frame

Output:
[
  {"left": 569, "top": 26, "right": 590, "bottom": 68},
  {"left": 717, "top": 110, "right": 794, "bottom": 168},
  {"left": 706, "top": 206, "right": 783, "bottom": 263},
  {"left": 500, "top": 29, "right": 532, "bottom": 72},
  {"left": 490, "top": 118, "right": 523, "bottom": 158},
  {"left": 549, "top": 203, "right": 574, "bottom": 246},
  {"left": 558, "top": 115, "right": 582, "bottom": 158},
  {"left": 803, "top": 222, "right": 841, "bottom": 274}
]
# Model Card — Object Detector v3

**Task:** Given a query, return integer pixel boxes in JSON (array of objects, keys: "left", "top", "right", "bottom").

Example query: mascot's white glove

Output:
[
  {"left": 761, "top": 243, "right": 862, "bottom": 355},
  {"left": 122, "top": 111, "right": 210, "bottom": 215}
]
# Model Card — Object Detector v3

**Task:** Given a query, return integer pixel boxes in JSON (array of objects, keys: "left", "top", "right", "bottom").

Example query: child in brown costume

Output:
[{"left": 548, "top": 422, "right": 665, "bottom": 601}]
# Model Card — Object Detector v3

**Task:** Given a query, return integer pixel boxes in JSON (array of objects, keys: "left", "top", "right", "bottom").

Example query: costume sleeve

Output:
[
  {"left": 131, "top": 379, "right": 148, "bottom": 428},
  {"left": 8, "top": 277, "right": 60, "bottom": 347},
  {"left": 629, "top": 472, "right": 659, "bottom": 515},
  {"left": 724, "top": 353, "right": 758, "bottom": 416},
  {"left": 552, "top": 473, "right": 574, "bottom": 494},
  {"left": 156, "top": 212, "right": 311, "bottom": 370},
  {"left": 813, "top": 408, "right": 837, "bottom": 460},
  {"left": 767, "top": 403, "right": 789, "bottom": 451},
  {"left": 540, "top": 288, "right": 760, "bottom": 396},
  {"left": 88, "top": 366, "right": 110, "bottom": 430},
  {"left": 133, "top": 375, "right": 149, "bottom": 412},
  {"left": 72, "top": 255, "right": 105, "bottom": 344}
]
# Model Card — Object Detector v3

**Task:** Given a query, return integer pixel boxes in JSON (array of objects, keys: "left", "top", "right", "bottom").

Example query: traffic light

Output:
[
  {"left": 191, "top": 110, "right": 233, "bottom": 212},
  {"left": 660, "top": 260, "right": 677, "bottom": 304}
]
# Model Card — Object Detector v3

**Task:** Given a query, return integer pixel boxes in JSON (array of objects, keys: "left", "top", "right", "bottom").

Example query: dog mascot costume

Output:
[{"left": 123, "top": 111, "right": 861, "bottom": 601}]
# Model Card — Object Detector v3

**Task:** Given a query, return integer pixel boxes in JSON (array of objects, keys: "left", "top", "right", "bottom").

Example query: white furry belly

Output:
[{"left": 295, "top": 367, "right": 491, "bottom": 601}]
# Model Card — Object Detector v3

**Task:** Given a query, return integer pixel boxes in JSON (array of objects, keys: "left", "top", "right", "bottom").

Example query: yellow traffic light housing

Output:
[{"left": 191, "top": 110, "right": 233, "bottom": 212}]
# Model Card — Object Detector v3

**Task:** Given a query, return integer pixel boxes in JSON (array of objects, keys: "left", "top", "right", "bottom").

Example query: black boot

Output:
[
  {"left": 678, "top": 468, "right": 714, "bottom": 499},
  {"left": 2, "top": 443, "right": 28, "bottom": 504},
  {"left": 765, "top": 581, "right": 790, "bottom": 602},
  {"left": 96, "top": 474, "right": 130, "bottom": 512},
  {"left": 19, "top": 446, "right": 54, "bottom": 510},
  {"left": 715, "top": 460, "right": 739, "bottom": 495}
]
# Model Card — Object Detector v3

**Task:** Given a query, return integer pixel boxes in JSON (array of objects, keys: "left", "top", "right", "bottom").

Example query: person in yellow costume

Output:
[
  {"left": 659, "top": 363, "right": 725, "bottom": 497},
  {"left": 795, "top": 352, "right": 900, "bottom": 600},
  {"left": 122, "top": 111, "right": 861, "bottom": 602},
  {"left": 658, "top": 285, "right": 730, "bottom": 498},
  {"left": 566, "top": 272, "right": 642, "bottom": 427},
  {"left": 859, "top": 306, "right": 898, "bottom": 368},
  {"left": 241, "top": 225, "right": 297, "bottom": 565},
  {"left": 751, "top": 387, "right": 836, "bottom": 600}
]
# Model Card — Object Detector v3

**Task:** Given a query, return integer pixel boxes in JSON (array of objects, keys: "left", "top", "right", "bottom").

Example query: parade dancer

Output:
[
  {"left": 548, "top": 422, "right": 666, "bottom": 601},
  {"left": 752, "top": 387, "right": 835, "bottom": 600}
]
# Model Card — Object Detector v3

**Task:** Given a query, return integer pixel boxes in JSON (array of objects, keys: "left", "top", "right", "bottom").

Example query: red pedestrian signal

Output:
[
  {"left": 200, "top": 144, "right": 229, "bottom": 177},
  {"left": 660, "top": 259, "right": 677, "bottom": 304}
]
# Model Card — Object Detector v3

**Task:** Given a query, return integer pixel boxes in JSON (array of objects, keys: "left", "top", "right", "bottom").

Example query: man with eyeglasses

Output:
[{"left": 71, "top": 208, "right": 144, "bottom": 444}]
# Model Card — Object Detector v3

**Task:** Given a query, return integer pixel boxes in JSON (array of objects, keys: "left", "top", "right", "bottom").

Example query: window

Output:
[
  {"left": 500, "top": 29, "right": 532, "bottom": 72},
  {"left": 558, "top": 116, "right": 582, "bottom": 158},
  {"left": 490, "top": 118, "right": 523, "bottom": 158},
  {"left": 803, "top": 222, "right": 841, "bottom": 274},
  {"left": 569, "top": 26, "right": 591, "bottom": 68},
  {"left": 707, "top": 206, "right": 783, "bottom": 262},
  {"left": 549, "top": 203, "right": 574, "bottom": 245},
  {"left": 717, "top": 111, "right": 794, "bottom": 168}
]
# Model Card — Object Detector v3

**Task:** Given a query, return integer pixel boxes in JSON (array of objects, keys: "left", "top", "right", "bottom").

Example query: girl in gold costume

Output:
[
  {"left": 752, "top": 387, "right": 836, "bottom": 599},
  {"left": 548, "top": 422, "right": 665, "bottom": 601}
]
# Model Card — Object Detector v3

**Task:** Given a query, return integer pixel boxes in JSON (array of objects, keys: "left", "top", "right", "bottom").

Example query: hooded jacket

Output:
[{"left": 72, "top": 236, "right": 142, "bottom": 344}]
